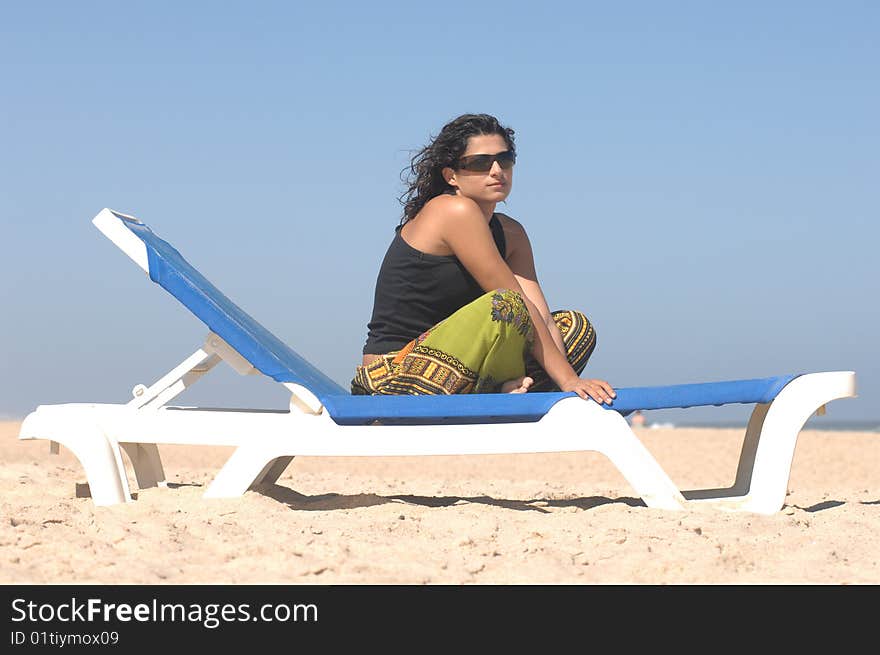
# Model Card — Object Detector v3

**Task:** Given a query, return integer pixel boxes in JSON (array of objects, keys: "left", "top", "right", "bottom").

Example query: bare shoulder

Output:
[
  {"left": 404, "top": 195, "right": 490, "bottom": 255},
  {"left": 422, "top": 194, "right": 484, "bottom": 223},
  {"left": 419, "top": 194, "right": 488, "bottom": 238}
]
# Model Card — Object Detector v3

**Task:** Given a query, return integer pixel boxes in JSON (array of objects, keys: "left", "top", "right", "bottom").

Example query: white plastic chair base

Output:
[{"left": 17, "top": 371, "right": 857, "bottom": 513}]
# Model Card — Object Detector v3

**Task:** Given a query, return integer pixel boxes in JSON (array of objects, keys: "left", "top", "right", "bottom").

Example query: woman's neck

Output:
[{"left": 476, "top": 202, "right": 496, "bottom": 221}]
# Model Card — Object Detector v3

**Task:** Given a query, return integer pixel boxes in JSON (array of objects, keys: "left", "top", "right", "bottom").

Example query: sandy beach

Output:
[{"left": 1, "top": 419, "right": 877, "bottom": 585}]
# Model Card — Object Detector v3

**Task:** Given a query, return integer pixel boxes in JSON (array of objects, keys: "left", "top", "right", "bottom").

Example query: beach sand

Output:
[{"left": 1, "top": 419, "right": 878, "bottom": 584}]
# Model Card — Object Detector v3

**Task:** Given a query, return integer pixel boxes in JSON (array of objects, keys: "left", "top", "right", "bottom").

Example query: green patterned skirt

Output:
[{"left": 351, "top": 289, "right": 596, "bottom": 395}]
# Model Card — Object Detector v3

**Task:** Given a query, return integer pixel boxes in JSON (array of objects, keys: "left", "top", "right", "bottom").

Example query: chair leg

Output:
[
  {"left": 680, "top": 403, "right": 770, "bottom": 505},
  {"left": 253, "top": 456, "right": 295, "bottom": 486},
  {"left": 19, "top": 409, "right": 132, "bottom": 506},
  {"left": 549, "top": 398, "right": 686, "bottom": 510},
  {"left": 203, "top": 445, "right": 283, "bottom": 499},
  {"left": 684, "top": 371, "right": 857, "bottom": 513},
  {"left": 730, "top": 402, "right": 771, "bottom": 496},
  {"left": 121, "top": 443, "right": 167, "bottom": 489},
  {"left": 600, "top": 428, "right": 687, "bottom": 510}
]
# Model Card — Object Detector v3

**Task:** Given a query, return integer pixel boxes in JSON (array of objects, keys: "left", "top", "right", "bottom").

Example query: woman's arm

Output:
[
  {"left": 436, "top": 199, "right": 615, "bottom": 404},
  {"left": 499, "top": 215, "right": 568, "bottom": 358}
]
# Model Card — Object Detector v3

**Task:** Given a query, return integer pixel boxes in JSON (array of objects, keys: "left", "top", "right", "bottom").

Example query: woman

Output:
[{"left": 352, "top": 113, "right": 615, "bottom": 405}]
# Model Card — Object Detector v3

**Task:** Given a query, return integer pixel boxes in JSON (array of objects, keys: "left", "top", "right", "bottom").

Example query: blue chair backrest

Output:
[{"left": 118, "top": 213, "right": 349, "bottom": 399}]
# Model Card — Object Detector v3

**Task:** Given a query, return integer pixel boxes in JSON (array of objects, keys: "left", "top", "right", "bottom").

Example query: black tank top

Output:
[{"left": 362, "top": 214, "right": 507, "bottom": 355}]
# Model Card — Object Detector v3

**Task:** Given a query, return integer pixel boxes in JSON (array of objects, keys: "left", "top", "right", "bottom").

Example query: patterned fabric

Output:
[{"left": 352, "top": 289, "right": 597, "bottom": 396}]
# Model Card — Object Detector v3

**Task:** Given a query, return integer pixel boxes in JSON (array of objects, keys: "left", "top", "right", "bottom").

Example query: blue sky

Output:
[{"left": 1, "top": 1, "right": 877, "bottom": 425}]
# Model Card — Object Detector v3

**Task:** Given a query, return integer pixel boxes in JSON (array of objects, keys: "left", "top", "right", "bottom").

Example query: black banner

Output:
[{"left": 0, "top": 584, "right": 866, "bottom": 648}]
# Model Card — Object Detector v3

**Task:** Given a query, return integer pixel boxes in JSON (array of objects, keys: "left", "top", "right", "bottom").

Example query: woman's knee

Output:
[
  {"left": 487, "top": 289, "right": 531, "bottom": 335},
  {"left": 553, "top": 309, "right": 594, "bottom": 335},
  {"left": 569, "top": 310, "right": 595, "bottom": 336},
  {"left": 479, "top": 288, "right": 524, "bottom": 303},
  {"left": 552, "top": 309, "right": 596, "bottom": 369}
]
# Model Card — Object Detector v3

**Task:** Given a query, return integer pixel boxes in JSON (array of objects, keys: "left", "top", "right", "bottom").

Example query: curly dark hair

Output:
[{"left": 398, "top": 113, "right": 516, "bottom": 224}]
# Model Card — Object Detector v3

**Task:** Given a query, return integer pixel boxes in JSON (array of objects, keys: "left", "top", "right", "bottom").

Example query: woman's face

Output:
[{"left": 444, "top": 133, "right": 514, "bottom": 206}]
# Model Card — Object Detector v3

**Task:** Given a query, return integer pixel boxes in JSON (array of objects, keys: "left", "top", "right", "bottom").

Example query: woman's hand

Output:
[{"left": 559, "top": 376, "right": 617, "bottom": 405}]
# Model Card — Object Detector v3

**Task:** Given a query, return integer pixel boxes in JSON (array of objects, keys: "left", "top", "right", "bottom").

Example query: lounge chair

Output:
[{"left": 18, "top": 209, "right": 858, "bottom": 514}]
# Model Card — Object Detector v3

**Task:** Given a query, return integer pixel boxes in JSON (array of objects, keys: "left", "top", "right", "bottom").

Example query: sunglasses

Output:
[{"left": 456, "top": 150, "right": 516, "bottom": 172}]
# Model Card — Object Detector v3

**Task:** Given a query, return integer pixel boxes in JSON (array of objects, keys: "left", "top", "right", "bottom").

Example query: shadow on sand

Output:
[{"left": 252, "top": 483, "right": 644, "bottom": 513}]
